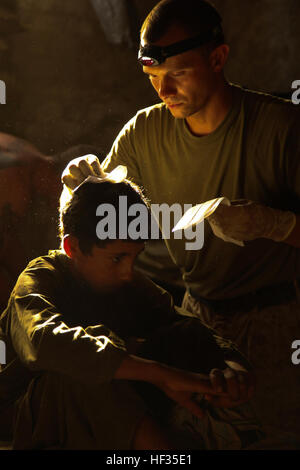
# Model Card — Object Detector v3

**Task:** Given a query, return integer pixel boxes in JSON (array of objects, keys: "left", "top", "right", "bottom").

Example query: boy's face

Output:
[{"left": 70, "top": 239, "right": 145, "bottom": 293}]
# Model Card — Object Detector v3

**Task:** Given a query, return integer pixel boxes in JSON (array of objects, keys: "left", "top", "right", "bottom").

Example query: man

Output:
[
  {"left": 63, "top": 0, "right": 300, "bottom": 435},
  {"left": 0, "top": 169, "right": 260, "bottom": 450}
]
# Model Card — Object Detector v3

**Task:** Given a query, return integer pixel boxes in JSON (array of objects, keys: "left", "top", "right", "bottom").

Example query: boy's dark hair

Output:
[
  {"left": 59, "top": 177, "right": 150, "bottom": 255},
  {"left": 141, "top": 0, "right": 224, "bottom": 50}
]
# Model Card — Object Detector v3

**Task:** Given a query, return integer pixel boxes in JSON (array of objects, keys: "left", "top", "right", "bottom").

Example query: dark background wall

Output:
[
  {"left": 213, "top": 0, "right": 300, "bottom": 94},
  {"left": 0, "top": 0, "right": 299, "bottom": 157},
  {"left": 0, "top": 0, "right": 159, "bottom": 156},
  {"left": 0, "top": 0, "right": 299, "bottom": 309}
]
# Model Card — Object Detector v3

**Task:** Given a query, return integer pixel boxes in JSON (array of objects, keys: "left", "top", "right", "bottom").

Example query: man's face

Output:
[
  {"left": 72, "top": 240, "right": 145, "bottom": 293},
  {"left": 142, "top": 25, "right": 218, "bottom": 119}
]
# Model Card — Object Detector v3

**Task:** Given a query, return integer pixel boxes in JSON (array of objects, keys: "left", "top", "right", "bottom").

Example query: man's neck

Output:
[{"left": 185, "top": 82, "right": 233, "bottom": 137}]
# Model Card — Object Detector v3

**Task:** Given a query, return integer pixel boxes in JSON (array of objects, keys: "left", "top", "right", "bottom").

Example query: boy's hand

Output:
[
  {"left": 152, "top": 365, "right": 227, "bottom": 419},
  {"left": 156, "top": 364, "right": 254, "bottom": 416},
  {"left": 203, "top": 362, "right": 255, "bottom": 408}
]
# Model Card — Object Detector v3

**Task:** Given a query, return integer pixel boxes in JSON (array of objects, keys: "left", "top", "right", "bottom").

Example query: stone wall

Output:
[
  {"left": 213, "top": 0, "right": 300, "bottom": 94},
  {"left": 0, "top": 0, "right": 298, "bottom": 154},
  {"left": 0, "top": 0, "right": 159, "bottom": 156}
]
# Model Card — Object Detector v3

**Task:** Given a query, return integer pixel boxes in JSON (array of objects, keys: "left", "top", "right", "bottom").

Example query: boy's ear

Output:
[{"left": 63, "top": 235, "right": 80, "bottom": 259}]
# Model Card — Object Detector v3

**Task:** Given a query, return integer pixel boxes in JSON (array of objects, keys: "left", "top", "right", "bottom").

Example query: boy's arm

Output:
[
  {"left": 114, "top": 354, "right": 254, "bottom": 413},
  {"left": 130, "top": 276, "right": 255, "bottom": 406},
  {"left": 7, "top": 260, "right": 235, "bottom": 418},
  {"left": 130, "top": 274, "right": 252, "bottom": 372}
]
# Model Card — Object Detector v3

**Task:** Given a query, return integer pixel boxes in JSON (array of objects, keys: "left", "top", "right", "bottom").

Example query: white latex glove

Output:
[
  {"left": 207, "top": 199, "right": 296, "bottom": 243},
  {"left": 61, "top": 154, "right": 104, "bottom": 190},
  {"left": 61, "top": 154, "right": 128, "bottom": 191}
]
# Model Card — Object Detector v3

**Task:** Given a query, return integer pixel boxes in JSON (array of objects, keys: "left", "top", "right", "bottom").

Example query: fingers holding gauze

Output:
[
  {"left": 80, "top": 155, "right": 104, "bottom": 177},
  {"left": 209, "top": 368, "right": 227, "bottom": 394},
  {"left": 62, "top": 173, "right": 78, "bottom": 191},
  {"left": 61, "top": 155, "right": 103, "bottom": 189},
  {"left": 223, "top": 367, "right": 241, "bottom": 401},
  {"left": 223, "top": 367, "right": 254, "bottom": 402},
  {"left": 210, "top": 367, "right": 240, "bottom": 401}
]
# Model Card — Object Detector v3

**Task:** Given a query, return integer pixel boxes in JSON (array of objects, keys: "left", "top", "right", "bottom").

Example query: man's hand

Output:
[
  {"left": 61, "top": 154, "right": 104, "bottom": 190},
  {"left": 61, "top": 154, "right": 128, "bottom": 191},
  {"left": 207, "top": 199, "right": 296, "bottom": 243}
]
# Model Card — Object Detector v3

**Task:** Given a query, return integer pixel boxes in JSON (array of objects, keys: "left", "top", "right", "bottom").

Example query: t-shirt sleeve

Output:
[
  {"left": 102, "top": 116, "right": 143, "bottom": 188},
  {"left": 7, "top": 260, "right": 127, "bottom": 384}
]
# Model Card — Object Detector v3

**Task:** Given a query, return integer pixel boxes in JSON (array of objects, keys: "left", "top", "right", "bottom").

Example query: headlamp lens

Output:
[
  {"left": 138, "top": 26, "right": 223, "bottom": 67},
  {"left": 139, "top": 57, "right": 159, "bottom": 67},
  {"left": 138, "top": 45, "right": 162, "bottom": 67}
]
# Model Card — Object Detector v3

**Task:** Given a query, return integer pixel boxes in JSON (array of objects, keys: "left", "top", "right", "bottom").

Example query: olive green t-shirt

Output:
[{"left": 103, "top": 84, "right": 300, "bottom": 299}]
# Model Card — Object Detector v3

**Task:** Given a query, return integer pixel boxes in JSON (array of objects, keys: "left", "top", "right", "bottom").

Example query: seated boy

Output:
[{"left": 0, "top": 169, "right": 259, "bottom": 450}]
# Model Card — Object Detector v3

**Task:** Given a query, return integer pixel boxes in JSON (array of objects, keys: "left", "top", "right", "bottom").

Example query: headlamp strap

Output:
[
  {"left": 139, "top": 25, "right": 222, "bottom": 65},
  {"left": 161, "top": 26, "right": 220, "bottom": 59}
]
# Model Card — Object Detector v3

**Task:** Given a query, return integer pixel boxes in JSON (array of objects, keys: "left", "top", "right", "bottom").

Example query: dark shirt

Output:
[{"left": 0, "top": 249, "right": 245, "bottom": 412}]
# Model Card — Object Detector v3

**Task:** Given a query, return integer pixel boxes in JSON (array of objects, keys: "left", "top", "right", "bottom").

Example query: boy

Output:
[{"left": 0, "top": 170, "right": 257, "bottom": 449}]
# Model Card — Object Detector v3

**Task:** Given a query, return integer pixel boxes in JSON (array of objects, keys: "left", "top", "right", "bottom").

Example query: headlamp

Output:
[{"left": 138, "top": 25, "right": 223, "bottom": 67}]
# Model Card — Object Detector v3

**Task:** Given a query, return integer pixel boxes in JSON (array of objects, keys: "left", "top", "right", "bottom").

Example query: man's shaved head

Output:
[{"left": 141, "top": 0, "right": 224, "bottom": 49}]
